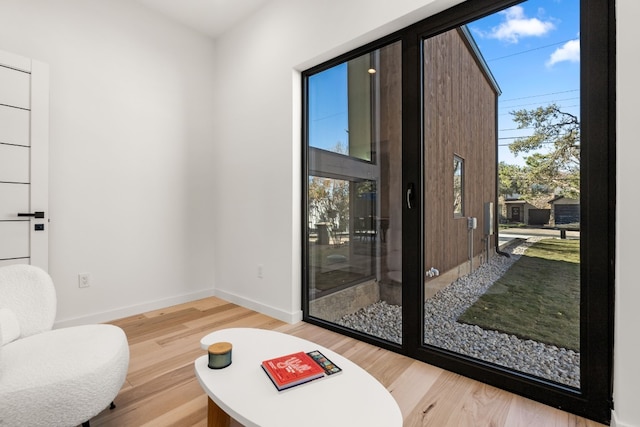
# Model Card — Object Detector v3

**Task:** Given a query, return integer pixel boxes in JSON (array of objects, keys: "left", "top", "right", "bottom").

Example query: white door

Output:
[{"left": 0, "top": 50, "right": 49, "bottom": 270}]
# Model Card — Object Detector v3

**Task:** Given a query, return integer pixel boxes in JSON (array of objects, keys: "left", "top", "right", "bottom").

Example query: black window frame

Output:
[{"left": 301, "top": 0, "right": 615, "bottom": 423}]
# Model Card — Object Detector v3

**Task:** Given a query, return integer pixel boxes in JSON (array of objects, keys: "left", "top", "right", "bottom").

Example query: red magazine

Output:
[{"left": 261, "top": 351, "right": 326, "bottom": 391}]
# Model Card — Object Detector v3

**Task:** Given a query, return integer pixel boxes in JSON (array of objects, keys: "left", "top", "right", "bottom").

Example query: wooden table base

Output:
[{"left": 207, "top": 397, "right": 231, "bottom": 427}]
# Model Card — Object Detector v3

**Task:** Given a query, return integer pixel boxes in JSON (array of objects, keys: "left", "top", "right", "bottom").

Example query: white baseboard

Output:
[
  {"left": 213, "top": 288, "right": 302, "bottom": 324},
  {"left": 611, "top": 410, "right": 633, "bottom": 427},
  {"left": 53, "top": 288, "right": 216, "bottom": 329}
]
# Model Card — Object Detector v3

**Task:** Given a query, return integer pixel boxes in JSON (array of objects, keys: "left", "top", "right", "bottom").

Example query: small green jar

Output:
[{"left": 208, "top": 342, "right": 232, "bottom": 369}]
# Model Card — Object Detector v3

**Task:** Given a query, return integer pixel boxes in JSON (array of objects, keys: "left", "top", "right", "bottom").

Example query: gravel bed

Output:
[{"left": 336, "top": 239, "right": 580, "bottom": 388}]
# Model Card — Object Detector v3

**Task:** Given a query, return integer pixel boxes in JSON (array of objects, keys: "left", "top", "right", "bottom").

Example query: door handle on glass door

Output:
[{"left": 406, "top": 184, "right": 415, "bottom": 209}]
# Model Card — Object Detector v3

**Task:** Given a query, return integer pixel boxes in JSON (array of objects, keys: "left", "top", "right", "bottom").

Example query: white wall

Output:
[
  {"left": 0, "top": 0, "right": 218, "bottom": 325},
  {"left": 613, "top": 1, "right": 640, "bottom": 426},
  {"left": 211, "top": 0, "right": 464, "bottom": 322}
]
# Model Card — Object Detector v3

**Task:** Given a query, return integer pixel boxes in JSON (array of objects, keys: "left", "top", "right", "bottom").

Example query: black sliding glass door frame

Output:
[{"left": 302, "top": 0, "right": 614, "bottom": 423}]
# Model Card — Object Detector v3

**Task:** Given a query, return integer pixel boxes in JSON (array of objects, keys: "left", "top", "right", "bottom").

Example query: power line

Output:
[
  {"left": 500, "top": 89, "right": 579, "bottom": 103},
  {"left": 499, "top": 127, "right": 533, "bottom": 131},
  {"left": 486, "top": 38, "right": 578, "bottom": 62},
  {"left": 499, "top": 97, "right": 580, "bottom": 111}
]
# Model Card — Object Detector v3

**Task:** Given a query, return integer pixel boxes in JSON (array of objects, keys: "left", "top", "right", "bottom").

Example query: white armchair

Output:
[{"left": 0, "top": 264, "right": 129, "bottom": 427}]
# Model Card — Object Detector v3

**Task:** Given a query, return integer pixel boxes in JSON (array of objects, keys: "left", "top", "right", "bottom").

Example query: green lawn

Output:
[{"left": 458, "top": 238, "right": 580, "bottom": 351}]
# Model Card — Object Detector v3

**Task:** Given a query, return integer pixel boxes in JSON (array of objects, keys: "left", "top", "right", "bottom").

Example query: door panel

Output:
[
  {"left": 0, "top": 65, "right": 30, "bottom": 109},
  {"left": 0, "top": 51, "right": 49, "bottom": 270},
  {"left": 0, "top": 144, "right": 30, "bottom": 183},
  {"left": 304, "top": 41, "right": 403, "bottom": 345},
  {"left": 0, "top": 105, "right": 30, "bottom": 146},
  {"left": 0, "top": 222, "right": 29, "bottom": 259},
  {"left": 0, "top": 183, "right": 29, "bottom": 220}
]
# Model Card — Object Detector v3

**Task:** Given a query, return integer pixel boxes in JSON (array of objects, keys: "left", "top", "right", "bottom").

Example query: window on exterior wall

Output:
[{"left": 453, "top": 155, "right": 464, "bottom": 217}]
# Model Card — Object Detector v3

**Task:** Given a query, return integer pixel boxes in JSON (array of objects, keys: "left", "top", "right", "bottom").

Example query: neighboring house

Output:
[
  {"left": 504, "top": 199, "right": 535, "bottom": 223},
  {"left": 500, "top": 195, "right": 579, "bottom": 227},
  {"left": 549, "top": 196, "right": 580, "bottom": 226},
  {"left": 502, "top": 198, "right": 550, "bottom": 225}
]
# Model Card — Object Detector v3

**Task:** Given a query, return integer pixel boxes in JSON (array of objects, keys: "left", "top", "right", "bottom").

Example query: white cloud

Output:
[
  {"left": 546, "top": 39, "right": 580, "bottom": 67},
  {"left": 488, "top": 5, "right": 555, "bottom": 43}
]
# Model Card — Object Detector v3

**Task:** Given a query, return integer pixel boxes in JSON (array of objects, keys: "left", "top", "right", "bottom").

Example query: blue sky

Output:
[
  {"left": 470, "top": 0, "right": 580, "bottom": 166},
  {"left": 307, "top": 63, "right": 348, "bottom": 153},
  {"left": 308, "top": 0, "right": 580, "bottom": 167}
]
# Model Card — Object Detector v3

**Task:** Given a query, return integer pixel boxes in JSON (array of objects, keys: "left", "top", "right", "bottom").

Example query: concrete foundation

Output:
[
  {"left": 309, "top": 279, "right": 379, "bottom": 322},
  {"left": 309, "top": 251, "right": 492, "bottom": 320}
]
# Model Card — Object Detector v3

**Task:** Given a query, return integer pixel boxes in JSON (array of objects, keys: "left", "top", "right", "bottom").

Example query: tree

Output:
[
  {"left": 308, "top": 142, "right": 350, "bottom": 245},
  {"left": 308, "top": 176, "right": 349, "bottom": 233},
  {"left": 509, "top": 104, "right": 580, "bottom": 199},
  {"left": 498, "top": 161, "right": 527, "bottom": 199}
]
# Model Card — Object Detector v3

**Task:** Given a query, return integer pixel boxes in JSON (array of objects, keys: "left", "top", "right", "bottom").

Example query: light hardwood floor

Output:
[{"left": 90, "top": 297, "right": 605, "bottom": 427}]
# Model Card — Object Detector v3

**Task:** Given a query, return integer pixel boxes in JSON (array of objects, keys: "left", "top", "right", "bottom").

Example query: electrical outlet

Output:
[
  {"left": 78, "top": 273, "right": 90, "bottom": 288},
  {"left": 257, "top": 264, "right": 263, "bottom": 278}
]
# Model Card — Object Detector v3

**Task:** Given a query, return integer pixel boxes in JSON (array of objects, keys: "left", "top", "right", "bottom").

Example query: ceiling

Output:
[{"left": 134, "top": 0, "right": 270, "bottom": 39}]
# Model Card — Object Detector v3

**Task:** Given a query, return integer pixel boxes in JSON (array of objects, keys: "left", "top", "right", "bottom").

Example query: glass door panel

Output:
[
  {"left": 303, "top": 0, "right": 612, "bottom": 421},
  {"left": 305, "top": 41, "right": 402, "bottom": 344},
  {"left": 421, "top": 1, "right": 581, "bottom": 389}
]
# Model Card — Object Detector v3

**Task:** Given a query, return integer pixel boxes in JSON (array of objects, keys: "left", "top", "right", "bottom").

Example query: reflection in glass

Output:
[
  {"left": 453, "top": 156, "right": 464, "bottom": 217},
  {"left": 306, "top": 41, "right": 402, "bottom": 343}
]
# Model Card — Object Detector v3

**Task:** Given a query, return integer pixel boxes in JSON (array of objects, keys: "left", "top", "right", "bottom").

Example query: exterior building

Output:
[
  {"left": 307, "top": 26, "right": 500, "bottom": 310},
  {"left": 549, "top": 196, "right": 580, "bottom": 226},
  {"left": 420, "top": 27, "right": 500, "bottom": 281},
  {"left": 502, "top": 198, "right": 551, "bottom": 226}
]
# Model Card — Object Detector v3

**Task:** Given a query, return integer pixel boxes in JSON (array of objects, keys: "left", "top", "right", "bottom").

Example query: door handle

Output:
[
  {"left": 17, "top": 211, "right": 45, "bottom": 219},
  {"left": 406, "top": 183, "right": 415, "bottom": 209}
]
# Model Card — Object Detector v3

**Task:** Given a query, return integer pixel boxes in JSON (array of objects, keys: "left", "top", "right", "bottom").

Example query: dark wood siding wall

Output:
[
  {"left": 378, "top": 43, "right": 402, "bottom": 249},
  {"left": 423, "top": 28, "right": 498, "bottom": 274}
]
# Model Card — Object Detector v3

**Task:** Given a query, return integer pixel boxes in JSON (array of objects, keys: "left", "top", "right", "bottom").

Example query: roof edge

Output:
[{"left": 458, "top": 25, "right": 502, "bottom": 96}]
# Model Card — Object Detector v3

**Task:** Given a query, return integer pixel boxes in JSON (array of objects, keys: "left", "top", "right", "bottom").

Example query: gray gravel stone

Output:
[{"left": 336, "top": 238, "right": 580, "bottom": 388}]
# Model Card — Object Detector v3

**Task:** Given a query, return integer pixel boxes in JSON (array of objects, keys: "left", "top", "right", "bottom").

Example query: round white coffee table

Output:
[{"left": 195, "top": 327, "right": 402, "bottom": 427}]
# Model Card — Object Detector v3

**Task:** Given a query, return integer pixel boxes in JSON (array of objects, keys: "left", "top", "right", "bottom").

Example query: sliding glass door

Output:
[
  {"left": 303, "top": 0, "right": 613, "bottom": 423},
  {"left": 304, "top": 41, "right": 403, "bottom": 344},
  {"left": 420, "top": 2, "right": 582, "bottom": 390}
]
